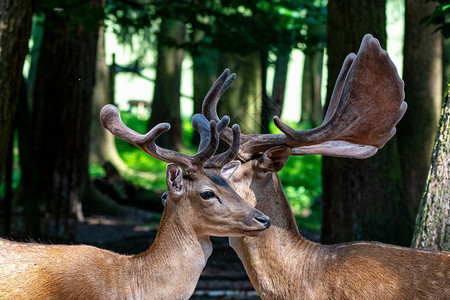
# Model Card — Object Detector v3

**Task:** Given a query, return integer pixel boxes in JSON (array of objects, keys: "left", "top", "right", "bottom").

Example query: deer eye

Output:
[
  {"left": 161, "top": 192, "right": 168, "bottom": 206},
  {"left": 200, "top": 191, "right": 215, "bottom": 200}
]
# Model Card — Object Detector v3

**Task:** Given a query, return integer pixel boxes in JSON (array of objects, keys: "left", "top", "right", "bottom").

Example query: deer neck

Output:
[
  {"left": 230, "top": 173, "right": 319, "bottom": 298},
  {"left": 130, "top": 205, "right": 212, "bottom": 299}
]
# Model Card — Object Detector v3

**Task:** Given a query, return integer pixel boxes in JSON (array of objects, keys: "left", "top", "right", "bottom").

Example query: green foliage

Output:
[
  {"left": 422, "top": 0, "right": 450, "bottom": 37},
  {"left": 106, "top": 0, "right": 327, "bottom": 56},
  {"left": 279, "top": 155, "right": 321, "bottom": 212}
]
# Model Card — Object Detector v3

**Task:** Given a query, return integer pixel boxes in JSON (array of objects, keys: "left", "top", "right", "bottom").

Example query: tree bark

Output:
[
  {"left": 19, "top": 2, "right": 101, "bottom": 239},
  {"left": 321, "top": 0, "right": 413, "bottom": 246},
  {"left": 397, "top": 0, "right": 442, "bottom": 220},
  {"left": 218, "top": 52, "right": 262, "bottom": 134},
  {"left": 147, "top": 19, "right": 185, "bottom": 150},
  {"left": 411, "top": 92, "right": 450, "bottom": 251},
  {"left": 0, "top": 0, "right": 32, "bottom": 180}
]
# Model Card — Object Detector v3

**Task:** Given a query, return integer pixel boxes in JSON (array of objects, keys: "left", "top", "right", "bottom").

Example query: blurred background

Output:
[{"left": 0, "top": 0, "right": 449, "bottom": 298}]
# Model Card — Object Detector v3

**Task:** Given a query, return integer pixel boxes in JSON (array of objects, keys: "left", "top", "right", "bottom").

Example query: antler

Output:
[
  {"left": 202, "top": 69, "right": 287, "bottom": 161},
  {"left": 203, "top": 34, "right": 406, "bottom": 160},
  {"left": 275, "top": 34, "right": 407, "bottom": 157},
  {"left": 100, "top": 104, "right": 220, "bottom": 172},
  {"left": 191, "top": 114, "right": 241, "bottom": 168}
]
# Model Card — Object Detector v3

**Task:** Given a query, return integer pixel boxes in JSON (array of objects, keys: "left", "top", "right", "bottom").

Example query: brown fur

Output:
[
  {"left": 0, "top": 166, "right": 269, "bottom": 299},
  {"left": 229, "top": 159, "right": 450, "bottom": 300}
]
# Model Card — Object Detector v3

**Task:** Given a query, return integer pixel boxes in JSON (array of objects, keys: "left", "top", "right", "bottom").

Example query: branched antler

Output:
[
  {"left": 100, "top": 104, "right": 221, "bottom": 172},
  {"left": 191, "top": 114, "right": 241, "bottom": 168}
]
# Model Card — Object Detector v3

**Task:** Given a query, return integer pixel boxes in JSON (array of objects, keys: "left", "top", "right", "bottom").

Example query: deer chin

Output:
[{"left": 242, "top": 229, "right": 267, "bottom": 237}]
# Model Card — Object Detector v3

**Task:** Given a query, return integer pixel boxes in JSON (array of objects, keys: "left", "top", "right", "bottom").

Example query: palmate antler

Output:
[
  {"left": 100, "top": 104, "right": 227, "bottom": 172},
  {"left": 203, "top": 34, "right": 407, "bottom": 160}
]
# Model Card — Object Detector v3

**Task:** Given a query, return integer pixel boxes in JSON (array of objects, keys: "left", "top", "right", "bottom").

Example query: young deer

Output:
[
  {"left": 0, "top": 105, "right": 270, "bottom": 300},
  {"left": 202, "top": 34, "right": 450, "bottom": 299}
]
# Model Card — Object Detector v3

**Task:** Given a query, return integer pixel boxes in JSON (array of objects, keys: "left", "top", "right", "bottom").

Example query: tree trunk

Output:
[
  {"left": 191, "top": 49, "right": 219, "bottom": 147},
  {"left": 321, "top": 0, "right": 413, "bottom": 246},
  {"left": 90, "top": 25, "right": 128, "bottom": 171},
  {"left": 219, "top": 52, "right": 262, "bottom": 134},
  {"left": 147, "top": 19, "right": 185, "bottom": 150},
  {"left": 397, "top": 0, "right": 442, "bottom": 220},
  {"left": 260, "top": 50, "right": 270, "bottom": 134},
  {"left": 411, "top": 92, "right": 450, "bottom": 251},
  {"left": 19, "top": 2, "right": 100, "bottom": 239},
  {"left": 271, "top": 45, "right": 290, "bottom": 119},
  {"left": 0, "top": 0, "right": 32, "bottom": 179},
  {"left": 301, "top": 50, "right": 324, "bottom": 127},
  {"left": 443, "top": 39, "right": 450, "bottom": 96}
]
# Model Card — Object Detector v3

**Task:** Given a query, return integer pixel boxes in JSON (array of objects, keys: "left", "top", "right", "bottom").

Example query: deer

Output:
[
  {"left": 200, "top": 34, "right": 450, "bottom": 299},
  {"left": 0, "top": 104, "right": 271, "bottom": 300}
]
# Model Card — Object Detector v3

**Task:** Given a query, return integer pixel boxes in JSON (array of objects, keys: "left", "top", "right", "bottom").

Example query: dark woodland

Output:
[{"left": 0, "top": 0, "right": 449, "bottom": 298}]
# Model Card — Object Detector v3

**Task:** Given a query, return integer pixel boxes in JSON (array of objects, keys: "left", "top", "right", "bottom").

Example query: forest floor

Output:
[{"left": 76, "top": 209, "right": 320, "bottom": 300}]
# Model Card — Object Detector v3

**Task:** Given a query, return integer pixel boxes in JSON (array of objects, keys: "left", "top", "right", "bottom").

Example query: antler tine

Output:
[
  {"left": 202, "top": 70, "right": 289, "bottom": 161},
  {"left": 101, "top": 105, "right": 219, "bottom": 171},
  {"left": 192, "top": 113, "right": 240, "bottom": 167},
  {"left": 192, "top": 114, "right": 212, "bottom": 152},
  {"left": 323, "top": 53, "right": 356, "bottom": 123},
  {"left": 192, "top": 114, "right": 230, "bottom": 152},
  {"left": 190, "top": 120, "right": 220, "bottom": 168},
  {"left": 202, "top": 69, "right": 236, "bottom": 144},
  {"left": 290, "top": 141, "right": 378, "bottom": 159},
  {"left": 205, "top": 124, "right": 242, "bottom": 168},
  {"left": 273, "top": 34, "right": 407, "bottom": 159}
]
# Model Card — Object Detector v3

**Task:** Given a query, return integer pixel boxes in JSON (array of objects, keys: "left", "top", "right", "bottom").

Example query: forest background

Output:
[{"left": 0, "top": 0, "right": 448, "bottom": 250}]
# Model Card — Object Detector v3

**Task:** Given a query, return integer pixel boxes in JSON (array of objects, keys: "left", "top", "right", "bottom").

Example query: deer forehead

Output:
[
  {"left": 203, "top": 169, "right": 232, "bottom": 188},
  {"left": 183, "top": 169, "right": 231, "bottom": 191}
]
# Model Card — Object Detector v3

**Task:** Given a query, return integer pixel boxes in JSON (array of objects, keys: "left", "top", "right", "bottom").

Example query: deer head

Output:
[{"left": 100, "top": 105, "right": 270, "bottom": 237}]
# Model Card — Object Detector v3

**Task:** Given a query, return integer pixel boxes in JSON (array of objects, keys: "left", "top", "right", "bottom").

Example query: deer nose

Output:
[{"left": 255, "top": 216, "right": 271, "bottom": 228}]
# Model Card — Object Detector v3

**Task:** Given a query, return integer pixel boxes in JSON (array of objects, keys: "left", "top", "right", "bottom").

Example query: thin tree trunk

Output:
[
  {"left": 20, "top": 2, "right": 101, "bottom": 239},
  {"left": 411, "top": 92, "right": 450, "bottom": 251},
  {"left": 397, "top": 0, "right": 442, "bottom": 220},
  {"left": 90, "top": 25, "right": 128, "bottom": 171},
  {"left": 0, "top": 0, "right": 32, "bottom": 179},
  {"left": 321, "top": 0, "right": 413, "bottom": 246},
  {"left": 147, "top": 19, "right": 185, "bottom": 150},
  {"left": 191, "top": 50, "right": 219, "bottom": 146},
  {"left": 271, "top": 45, "right": 290, "bottom": 119},
  {"left": 301, "top": 22, "right": 325, "bottom": 127},
  {"left": 4, "top": 122, "right": 14, "bottom": 236},
  {"left": 301, "top": 50, "right": 324, "bottom": 127},
  {"left": 219, "top": 52, "right": 262, "bottom": 134},
  {"left": 260, "top": 50, "right": 270, "bottom": 134}
]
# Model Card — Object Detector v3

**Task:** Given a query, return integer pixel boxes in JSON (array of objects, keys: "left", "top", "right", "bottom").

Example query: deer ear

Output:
[
  {"left": 257, "top": 146, "right": 291, "bottom": 173},
  {"left": 166, "top": 164, "right": 184, "bottom": 198},
  {"left": 220, "top": 161, "right": 241, "bottom": 179}
]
